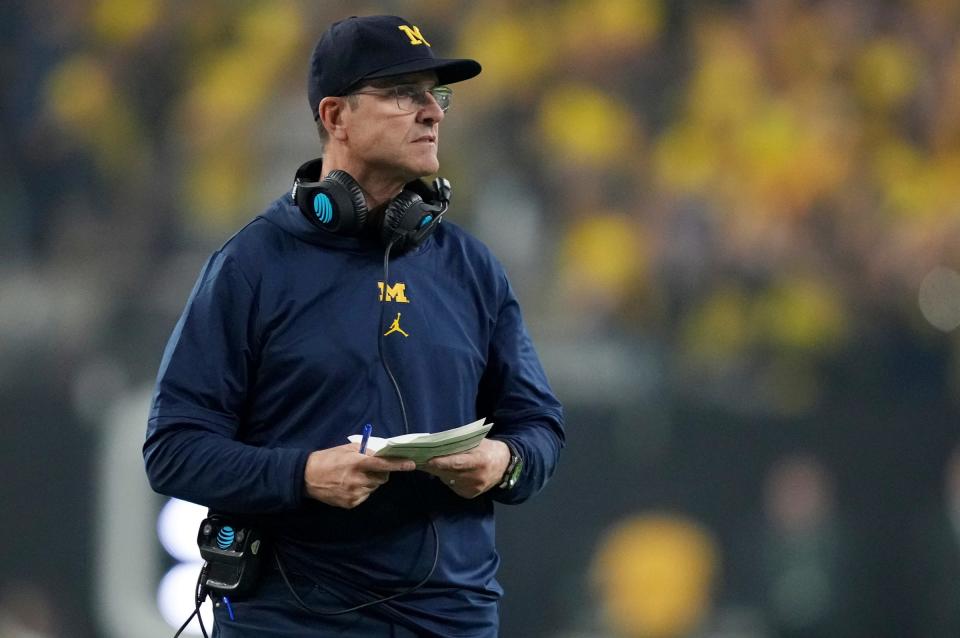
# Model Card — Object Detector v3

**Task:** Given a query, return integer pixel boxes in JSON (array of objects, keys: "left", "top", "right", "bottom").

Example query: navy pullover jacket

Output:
[{"left": 144, "top": 192, "right": 565, "bottom": 634}]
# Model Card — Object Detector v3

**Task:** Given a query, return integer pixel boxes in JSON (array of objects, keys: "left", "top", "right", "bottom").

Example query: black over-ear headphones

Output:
[{"left": 291, "top": 158, "right": 451, "bottom": 252}]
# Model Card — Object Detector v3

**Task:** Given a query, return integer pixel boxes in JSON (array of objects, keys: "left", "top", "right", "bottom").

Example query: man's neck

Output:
[{"left": 321, "top": 151, "right": 407, "bottom": 211}]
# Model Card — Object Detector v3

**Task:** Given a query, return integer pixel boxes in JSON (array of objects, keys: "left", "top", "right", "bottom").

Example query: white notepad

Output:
[{"left": 347, "top": 418, "right": 493, "bottom": 463}]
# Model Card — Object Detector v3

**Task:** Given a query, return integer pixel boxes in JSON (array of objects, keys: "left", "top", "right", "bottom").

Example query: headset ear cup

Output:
[
  {"left": 322, "top": 170, "right": 368, "bottom": 234},
  {"left": 381, "top": 190, "right": 427, "bottom": 250},
  {"left": 294, "top": 170, "right": 368, "bottom": 234},
  {"left": 380, "top": 190, "right": 446, "bottom": 250}
]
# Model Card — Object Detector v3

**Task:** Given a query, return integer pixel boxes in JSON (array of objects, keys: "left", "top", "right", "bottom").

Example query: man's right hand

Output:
[{"left": 303, "top": 443, "right": 416, "bottom": 509}]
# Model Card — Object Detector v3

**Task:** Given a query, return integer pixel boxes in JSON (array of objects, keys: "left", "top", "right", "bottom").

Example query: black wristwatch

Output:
[{"left": 497, "top": 441, "right": 523, "bottom": 491}]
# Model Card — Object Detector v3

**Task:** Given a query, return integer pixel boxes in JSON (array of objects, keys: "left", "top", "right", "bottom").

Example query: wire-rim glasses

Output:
[{"left": 350, "top": 84, "right": 453, "bottom": 113}]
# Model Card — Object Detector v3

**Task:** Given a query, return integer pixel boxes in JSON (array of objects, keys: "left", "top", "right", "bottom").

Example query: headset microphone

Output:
[{"left": 433, "top": 177, "right": 451, "bottom": 204}]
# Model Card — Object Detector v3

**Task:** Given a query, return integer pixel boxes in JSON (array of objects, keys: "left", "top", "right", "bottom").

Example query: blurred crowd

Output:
[{"left": 3, "top": 0, "right": 960, "bottom": 636}]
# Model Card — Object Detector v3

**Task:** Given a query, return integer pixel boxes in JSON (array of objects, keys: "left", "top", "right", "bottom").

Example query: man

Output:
[{"left": 144, "top": 14, "right": 564, "bottom": 637}]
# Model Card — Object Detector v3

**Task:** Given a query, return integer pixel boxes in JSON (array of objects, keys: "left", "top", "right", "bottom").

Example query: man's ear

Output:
[{"left": 318, "top": 96, "right": 349, "bottom": 141}]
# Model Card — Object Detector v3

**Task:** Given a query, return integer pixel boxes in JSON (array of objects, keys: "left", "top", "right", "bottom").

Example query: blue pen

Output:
[
  {"left": 359, "top": 423, "right": 373, "bottom": 454},
  {"left": 223, "top": 596, "right": 235, "bottom": 621}
]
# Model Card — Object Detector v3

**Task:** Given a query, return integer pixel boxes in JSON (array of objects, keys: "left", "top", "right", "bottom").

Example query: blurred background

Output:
[{"left": 3, "top": 0, "right": 960, "bottom": 636}]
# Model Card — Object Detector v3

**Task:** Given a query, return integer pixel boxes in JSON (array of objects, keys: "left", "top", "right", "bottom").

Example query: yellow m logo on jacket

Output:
[{"left": 378, "top": 282, "right": 410, "bottom": 303}]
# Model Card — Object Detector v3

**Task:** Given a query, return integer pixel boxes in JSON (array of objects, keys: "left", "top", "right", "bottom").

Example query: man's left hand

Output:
[{"left": 421, "top": 438, "right": 511, "bottom": 498}]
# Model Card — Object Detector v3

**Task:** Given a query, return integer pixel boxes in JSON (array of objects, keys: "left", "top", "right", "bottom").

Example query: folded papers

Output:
[{"left": 347, "top": 418, "right": 493, "bottom": 463}]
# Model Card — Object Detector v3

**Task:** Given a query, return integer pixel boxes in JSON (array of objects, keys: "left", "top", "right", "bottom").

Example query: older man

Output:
[{"left": 145, "top": 15, "right": 564, "bottom": 637}]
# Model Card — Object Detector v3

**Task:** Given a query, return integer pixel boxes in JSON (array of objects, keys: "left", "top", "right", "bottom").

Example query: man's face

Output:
[{"left": 341, "top": 72, "right": 446, "bottom": 182}]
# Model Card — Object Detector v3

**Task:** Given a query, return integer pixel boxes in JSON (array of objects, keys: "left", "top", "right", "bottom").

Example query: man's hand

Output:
[
  {"left": 421, "top": 438, "right": 511, "bottom": 499},
  {"left": 303, "top": 443, "right": 416, "bottom": 509}
]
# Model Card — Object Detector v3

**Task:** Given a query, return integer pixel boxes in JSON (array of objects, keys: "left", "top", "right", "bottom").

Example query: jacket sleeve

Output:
[
  {"left": 143, "top": 250, "right": 310, "bottom": 513},
  {"left": 480, "top": 276, "right": 565, "bottom": 505}
]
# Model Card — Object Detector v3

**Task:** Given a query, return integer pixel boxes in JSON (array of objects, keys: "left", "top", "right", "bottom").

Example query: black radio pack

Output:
[{"left": 196, "top": 515, "right": 265, "bottom": 598}]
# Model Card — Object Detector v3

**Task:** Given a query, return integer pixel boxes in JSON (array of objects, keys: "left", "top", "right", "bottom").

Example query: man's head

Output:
[
  {"left": 307, "top": 16, "right": 480, "bottom": 185},
  {"left": 307, "top": 15, "right": 480, "bottom": 122}
]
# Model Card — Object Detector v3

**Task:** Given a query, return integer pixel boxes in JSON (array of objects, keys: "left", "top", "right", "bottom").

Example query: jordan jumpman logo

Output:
[{"left": 384, "top": 312, "right": 409, "bottom": 337}]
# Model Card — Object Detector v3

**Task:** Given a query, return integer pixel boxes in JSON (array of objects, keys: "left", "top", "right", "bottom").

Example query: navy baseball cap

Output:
[{"left": 308, "top": 15, "right": 482, "bottom": 120}]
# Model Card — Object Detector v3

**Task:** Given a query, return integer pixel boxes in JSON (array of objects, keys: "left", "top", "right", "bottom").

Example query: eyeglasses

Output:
[{"left": 349, "top": 84, "right": 453, "bottom": 113}]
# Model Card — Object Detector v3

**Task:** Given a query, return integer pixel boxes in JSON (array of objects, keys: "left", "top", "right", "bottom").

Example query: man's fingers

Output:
[
  {"left": 365, "top": 470, "right": 391, "bottom": 485},
  {"left": 426, "top": 452, "right": 472, "bottom": 472},
  {"left": 361, "top": 455, "right": 416, "bottom": 473}
]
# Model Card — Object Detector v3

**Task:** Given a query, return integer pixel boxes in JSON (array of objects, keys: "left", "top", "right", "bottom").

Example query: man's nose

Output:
[{"left": 417, "top": 93, "right": 445, "bottom": 123}]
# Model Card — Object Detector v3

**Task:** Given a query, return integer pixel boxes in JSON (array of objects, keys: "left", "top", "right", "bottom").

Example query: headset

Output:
[
  {"left": 286, "top": 157, "right": 444, "bottom": 619},
  {"left": 174, "top": 160, "right": 450, "bottom": 637},
  {"left": 290, "top": 157, "right": 451, "bottom": 252}
]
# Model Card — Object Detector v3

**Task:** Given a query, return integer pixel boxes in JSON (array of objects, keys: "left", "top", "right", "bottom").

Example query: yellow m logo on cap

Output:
[{"left": 398, "top": 25, "right": 431, "bottom": 46}]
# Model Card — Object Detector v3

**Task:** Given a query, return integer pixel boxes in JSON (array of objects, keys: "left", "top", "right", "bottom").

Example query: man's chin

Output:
[
  {"left": 412, "top": 158, "right": 440, "bottom": 178},
  {"left": 406, "top": 150, "right": 440, "bottom": 177},
  {"left": 382, "top": 156, "right": 440, "bottom": 182}
]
